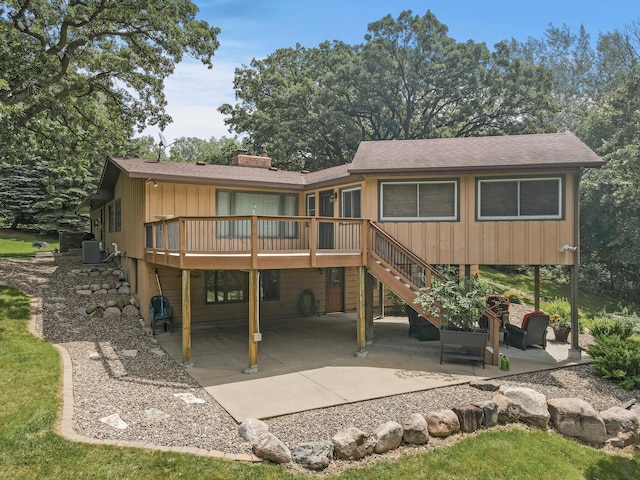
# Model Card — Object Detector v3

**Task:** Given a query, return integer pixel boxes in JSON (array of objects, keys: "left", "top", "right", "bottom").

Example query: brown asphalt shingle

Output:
[{"left": 349, "top": 133, "right": 603, "bottom": 173}]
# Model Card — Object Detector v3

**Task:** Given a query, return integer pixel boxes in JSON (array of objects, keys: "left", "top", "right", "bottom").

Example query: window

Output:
[
  {"left": 306, "top": 194, "right": 316, "bottom": 216},
  {"left": 114, "top": 198, "right": 121, "bottom": 232},
  {"left": 477, "top": 177, "right": 563, "bottom": 220},
  {"left": 216, "top": 190, "right": 298, "bottom": 237},
  {"left": 205, "top": 270, "right": 280, "bottom": 303},
  {"left": 108, "top": 199, "right": 122, "bottom": 232},
  {"left": 380, "top": 180, "right": 458, "bottom": 221},
  {"left": 341, "top": 188, "right": 361, "bottom": 218}
]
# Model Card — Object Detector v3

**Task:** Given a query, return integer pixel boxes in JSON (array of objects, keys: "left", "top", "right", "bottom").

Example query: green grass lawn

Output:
[
  {"left": 0, "top": 229, "right": 60, "bottom": 258},
  {"left": 1, "top": 284, "right": 639, "bottom": 479},
  {"left": 480, "top": 266, "right": 620, "bottom": 318}
]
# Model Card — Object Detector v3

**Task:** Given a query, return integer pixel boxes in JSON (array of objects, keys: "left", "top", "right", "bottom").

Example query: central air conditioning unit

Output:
[{"left": 82, "top": 240, "right": 104, "bottom": 264}]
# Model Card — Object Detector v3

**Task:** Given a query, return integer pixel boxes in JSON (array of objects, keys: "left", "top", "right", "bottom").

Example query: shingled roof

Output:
[{"left": 349, "top": 133, "right": 603, "bottom": 174}]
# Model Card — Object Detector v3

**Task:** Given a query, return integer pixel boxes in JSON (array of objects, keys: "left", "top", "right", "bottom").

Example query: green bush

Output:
[
  {"left": 542, "top": 297, "right": 574, "bottom": 329},
  {"left": 590, "top": 317, "right": 635, "bottom": 340},
  {"left": 587, "top": 336, "right": 640, "bottom": 389},
  {"left": 503, "top": 289, "right": 526, "bottom": 304}
]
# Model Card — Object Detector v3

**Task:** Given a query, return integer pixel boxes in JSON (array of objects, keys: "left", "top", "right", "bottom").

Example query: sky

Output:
[{"left": 148, "top": 0, "right": 638, "bottom": 143}]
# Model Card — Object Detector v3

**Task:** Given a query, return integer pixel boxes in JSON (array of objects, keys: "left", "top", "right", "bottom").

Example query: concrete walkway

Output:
[{"left": 156, "top": 314, "right": 589, "bottom": 421}]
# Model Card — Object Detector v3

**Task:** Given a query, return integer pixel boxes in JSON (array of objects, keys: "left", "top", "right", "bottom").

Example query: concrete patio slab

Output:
[{"left": 156, "top": 313, "right": 590, "bottom": 420}]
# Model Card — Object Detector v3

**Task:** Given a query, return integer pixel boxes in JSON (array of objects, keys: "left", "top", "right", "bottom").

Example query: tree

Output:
[
  {"left": 0, "top": 0, "right": 220, "bottom": 232},
  {"left": 511, "top": 24, "right": 598, "bottom": 132},
  {"left": 578, "top": 21, "right": 640, "bottom": 301},
  {"left": 169, "top": 136, "right": 250, "bottom": 164},
  {"left": 220, "top": 10, "right": 554, "bottom": 170}
]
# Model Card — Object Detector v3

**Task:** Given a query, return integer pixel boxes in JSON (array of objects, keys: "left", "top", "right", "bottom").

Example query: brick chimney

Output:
[{"left": 231, "top": 147, "right": 272, "bottom": 169}]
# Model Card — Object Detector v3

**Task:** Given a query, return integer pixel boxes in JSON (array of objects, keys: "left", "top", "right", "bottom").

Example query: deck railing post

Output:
[{"left": 309, "top": 217, "right": 317, "bottom": 267}]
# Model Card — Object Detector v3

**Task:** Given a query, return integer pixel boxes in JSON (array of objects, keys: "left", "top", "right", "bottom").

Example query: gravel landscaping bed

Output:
[{"left": 2, "top": 253, "right": 638, "bottom": 469}]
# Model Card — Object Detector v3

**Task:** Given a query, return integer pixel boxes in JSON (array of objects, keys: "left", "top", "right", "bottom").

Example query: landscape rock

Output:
[
  {"left": 478, "top": 401, "right": 500, "bottom": 427},
  {"left": 401, "top": 413, "right": 430, "bottom": 445},
  {"left": 426, "top": 409, "right": 460, "bottom": 437},
  {"left": 238, "top": 418, "right": 269, "bottom": 442},
  {"left": 291, "top": 440, "right": 333, "bottom": 470},
  {"left": 600, "top": 406, "right": 639, "bottom": 447},
  {"left": 252, "top": 432, "right": 291, "bottom": 464},
  {"left": 121, "top": 305, "right": 139, "bottom": 318},
  {"left": 332, "top": 427, "right": 375, "bottom": 459},
  {"left": 547, "top": 398, "right": 607, "bottom": 446},
  {"left": 374, "top": 421, "right": 403, "bottom": 453},
  {"left": 103, "top": 306, "right": 122, "bottom": 319},
  {"left": 499, "top": 386, "right": 549, "bottom": 428},
  {"left": 452, "top": 404, "right": 484, "bottom": 433},
  {"left": 469, "top": 380, "right": 501, "bottom": 392}
]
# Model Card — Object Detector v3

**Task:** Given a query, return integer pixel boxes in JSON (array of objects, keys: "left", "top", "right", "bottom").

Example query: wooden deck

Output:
[{"left": 144, "top": 215, "right": 368, "bottom": 270}]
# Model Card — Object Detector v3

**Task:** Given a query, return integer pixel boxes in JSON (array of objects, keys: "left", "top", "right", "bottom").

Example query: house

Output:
[{"left": 77, "top": 133, "right": 603, "bottom": 370}]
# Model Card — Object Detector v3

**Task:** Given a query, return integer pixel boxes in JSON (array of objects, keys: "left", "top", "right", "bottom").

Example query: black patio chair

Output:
[
  {"left": 149, "top": 295, "right": 174, "bottom": 335},
  {"left": 505, "top": 311, "right": 549, "bottom": 350}
]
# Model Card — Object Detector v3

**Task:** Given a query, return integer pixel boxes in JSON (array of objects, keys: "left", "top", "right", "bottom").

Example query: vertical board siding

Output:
[{"left": 363, "top": 171, "right": 577, "bottom": 266}]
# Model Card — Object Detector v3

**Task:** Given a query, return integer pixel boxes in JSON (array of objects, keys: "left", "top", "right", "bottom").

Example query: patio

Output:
[{"left": 156, "top": 313, "right": 589, "bottom": 421}]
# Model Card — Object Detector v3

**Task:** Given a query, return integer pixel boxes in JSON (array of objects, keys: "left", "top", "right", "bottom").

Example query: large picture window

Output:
[
  {"left": 216, "top": 191, "right": 298, "bottom": 237},
  {"left": 205, "top": 270, "right": 280, "bottom": 303},
  {"left": 477, "top": 177, "right": 563, "bottom": 220},
  {"left": 380, "top": 180, "right": 458, "bottom": 221}
]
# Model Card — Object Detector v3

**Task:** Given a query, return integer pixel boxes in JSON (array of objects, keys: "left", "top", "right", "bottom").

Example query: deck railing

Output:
[{"left": 144, "top": 215, "right": 365, "bottom": 269}]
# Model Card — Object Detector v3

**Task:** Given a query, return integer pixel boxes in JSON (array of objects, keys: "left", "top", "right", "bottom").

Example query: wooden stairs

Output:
[{"left": 366, "top": 222, "right": 500, "bottom": 366}]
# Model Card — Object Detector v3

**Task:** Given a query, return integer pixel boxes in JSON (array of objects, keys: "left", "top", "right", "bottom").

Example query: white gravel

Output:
[{"left": 2, "top": 253, "right": 638, "bottom": 467}]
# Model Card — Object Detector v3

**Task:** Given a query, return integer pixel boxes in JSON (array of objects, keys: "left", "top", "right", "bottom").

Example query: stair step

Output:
[
  {"left": 385, "top": 268, "right": 391, "bottom": 272},
  {"left": 394, "top": 276, "right": 400, "bottom": 280},
  {"left": 404, "top": 283, "right": 411, "bottom": 288},
  {"left": 376, "top": 260, "right": 382, "bottom": 265}
]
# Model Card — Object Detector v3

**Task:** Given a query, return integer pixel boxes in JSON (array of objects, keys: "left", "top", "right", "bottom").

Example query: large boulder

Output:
[
  {"left": 493, "top": 394, "right": 521, "bottom": 424},
  {"left": 374, "top": 421, "right": 403, "bottom": 453},
  {"left": 600, "top": 406, "right": 639, "bottom": 447},
  {"left": 498, "top": 386, "right": 549, "bottom": 428},
  {"left": 401, "top": 413, "right": 430, "bottom": 445},
  {"left": 252, "top": 432, "right": 291, "bottom": 464},
  {"left": 332, "top": 427, "right": 375, "bottom": 460},
  {"left": 291, "top": 440, "right": 333, "bottom": 470},
  {"left": 427, "top": 409, "right": 460, "bottom": 438},
  {"left": 547, "top": 398, "right": 607, "bottom": 446},
  {"left": 452, "top": 404, "right": 484, "bottom": 433},
  {"left": 238, "top": 418, "right": 269, "bottom": 442}
]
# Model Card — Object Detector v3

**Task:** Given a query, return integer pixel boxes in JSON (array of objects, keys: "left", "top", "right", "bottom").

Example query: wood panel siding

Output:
[{"left": 364, "top": 171, "right": 578, "bottom": 266}]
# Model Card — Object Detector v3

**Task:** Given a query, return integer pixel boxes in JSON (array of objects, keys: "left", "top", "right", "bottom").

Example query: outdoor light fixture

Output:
[
  {"left": 146, "top": 179, "right": 159, "bottom": 187},
  {"left": 560, "top": 244, "right": 577, "bottom": 252}
]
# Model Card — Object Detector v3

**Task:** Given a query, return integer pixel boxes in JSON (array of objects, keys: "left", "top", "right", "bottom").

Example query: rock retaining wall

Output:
[{"left": 240, "top": 387, "right": 640, "bottom": 470}]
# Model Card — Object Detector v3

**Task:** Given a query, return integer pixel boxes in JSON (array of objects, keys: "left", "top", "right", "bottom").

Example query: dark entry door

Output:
[
  {"left": 318, "top": 190, "right": 334, "bottom": 249},
  {"left": 325, "top": 267, "right": 344, "bottom": 313}
]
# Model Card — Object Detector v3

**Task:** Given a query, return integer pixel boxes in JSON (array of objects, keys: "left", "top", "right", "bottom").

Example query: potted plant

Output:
[
  {"left": 550, "top": 317, "right": 571, "bottom": 342},
  {"left": 544, "top": 297, "right": 572, "bottom": 342},
  {"left": 414, "top": 275, "right": 492, "bottom": 331},
  {"left": 414, "top": 274, "right": 493, "bottom": 366}
]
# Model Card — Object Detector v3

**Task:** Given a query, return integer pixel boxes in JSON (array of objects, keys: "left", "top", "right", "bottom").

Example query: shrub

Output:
[
  {"left": 503, "top": 289, "right": 526, "bottom": 304},
  {"left": 542, "top": 297, "right": 573, "bottom": 330},
  {"left": 587, "top": 336, "right": 640, "bottom": 390},
  {"left": 590, "top": 317, "right": 634, "bottom": 340}
]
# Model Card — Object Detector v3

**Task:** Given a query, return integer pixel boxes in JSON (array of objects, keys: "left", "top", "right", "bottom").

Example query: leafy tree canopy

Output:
[
  {"left": 0, "top": 0, "right": 220, "bottom": 232},
  {"left": 220, "top": 10, "right": 555, "bottom": 170}
]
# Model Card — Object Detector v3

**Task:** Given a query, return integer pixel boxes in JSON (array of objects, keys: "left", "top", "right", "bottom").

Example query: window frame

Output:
[
  {"left": 205, "top": 270, "right": 280, "bottom": 304},
  {"left": 306, "top": 193, "right": 316, "bottom": 216},
  {"left": 216, "top": 190, "right": 299, "bottom": 238},
  {"left": 379, "top": 179, "right": 459, "bottom": 222},
  {"left": 476, "top": 176, "right": 564, "bottom": 221},
  {"left": 340, "top": 187, "right": 361, "bottom": 218}
]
